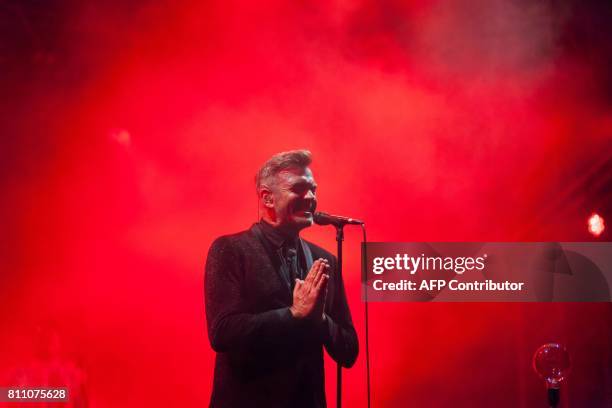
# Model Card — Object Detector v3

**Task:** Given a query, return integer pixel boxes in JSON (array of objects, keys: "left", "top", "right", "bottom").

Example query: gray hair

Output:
[{"left": 255, "top": 149, "right": 312, "bottom": 192}]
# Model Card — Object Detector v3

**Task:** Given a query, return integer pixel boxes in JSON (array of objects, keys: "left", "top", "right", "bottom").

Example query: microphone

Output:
[{"left": 313, "top": 211, "right": 364, "bottom": 227}]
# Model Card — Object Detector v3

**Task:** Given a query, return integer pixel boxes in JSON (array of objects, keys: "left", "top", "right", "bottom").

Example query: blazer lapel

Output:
[{"left": 300, "top": 238, "right": 314, "bottom": 272}]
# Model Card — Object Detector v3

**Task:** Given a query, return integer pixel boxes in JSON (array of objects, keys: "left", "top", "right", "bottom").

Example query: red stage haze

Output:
[{"left": 1, "top": 0, "right": 611, "bottom": 407}]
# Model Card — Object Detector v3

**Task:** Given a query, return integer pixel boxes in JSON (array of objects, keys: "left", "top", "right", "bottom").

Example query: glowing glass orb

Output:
[{"left": 532, "top": 343, "right": 571, "bottom": 388}]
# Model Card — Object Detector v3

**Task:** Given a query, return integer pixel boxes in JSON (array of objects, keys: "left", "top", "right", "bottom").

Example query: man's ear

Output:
[{"left": 260, "top": 187, "right": 274, "bottom": 208}]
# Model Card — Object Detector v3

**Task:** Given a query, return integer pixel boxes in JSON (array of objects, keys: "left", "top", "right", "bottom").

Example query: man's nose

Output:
[{"left": 305, "top": 190, "right": 316, "bottom": 200}]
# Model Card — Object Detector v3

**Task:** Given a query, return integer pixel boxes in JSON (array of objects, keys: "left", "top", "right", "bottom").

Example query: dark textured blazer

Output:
[{"left": 205, "top": 223, "right": 359, "bottom": 408}]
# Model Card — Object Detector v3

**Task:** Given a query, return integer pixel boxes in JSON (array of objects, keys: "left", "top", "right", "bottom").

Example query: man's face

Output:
[{"left": 269, "top": 167, "right": 317, "bottom": 232}]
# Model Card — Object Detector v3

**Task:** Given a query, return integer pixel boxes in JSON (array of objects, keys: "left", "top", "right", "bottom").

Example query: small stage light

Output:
[
  {"left": 587, "top": 213, "right": 605, "bottom": 237},
  {"left": 110, "top": 129, "right": 131, "bottom": 147}
]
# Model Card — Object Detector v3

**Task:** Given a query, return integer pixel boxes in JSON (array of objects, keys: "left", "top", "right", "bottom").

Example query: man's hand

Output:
[{"left": 289, "top": 258, "right": 329, "bottom": 321}]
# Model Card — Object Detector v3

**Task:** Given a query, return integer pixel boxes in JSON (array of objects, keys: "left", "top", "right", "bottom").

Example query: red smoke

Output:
[{"left": 1, "top": 0, "right": 611, "bottom": 406}]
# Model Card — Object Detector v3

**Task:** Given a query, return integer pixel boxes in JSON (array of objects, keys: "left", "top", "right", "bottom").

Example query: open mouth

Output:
[
  {"left": 295, "top": 204, "right": 315, "bottom": 217},
  {"left": 295, "top": 202, "right": 316, "bottom": 218}
]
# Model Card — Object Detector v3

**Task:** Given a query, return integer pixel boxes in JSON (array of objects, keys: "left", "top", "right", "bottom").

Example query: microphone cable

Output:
[{"left": 361, "top": 223, "right": 371, "bottom": 408}]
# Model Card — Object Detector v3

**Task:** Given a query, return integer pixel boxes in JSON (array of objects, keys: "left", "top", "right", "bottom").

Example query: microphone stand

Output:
[
  {"left": 335, "top": 224, "right": 344, "bottom": 408},
  {"left": 314, "top": 212, "right": 365, "bottom": 408}
]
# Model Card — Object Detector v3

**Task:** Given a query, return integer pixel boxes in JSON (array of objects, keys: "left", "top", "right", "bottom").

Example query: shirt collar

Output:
[{"left": 258, "top": 219, "right": 299, "bottom": 250}]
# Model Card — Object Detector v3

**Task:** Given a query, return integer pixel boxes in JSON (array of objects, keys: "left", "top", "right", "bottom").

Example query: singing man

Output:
[{"left": 204, "top": 149, "right": 358, "bottom": 407}]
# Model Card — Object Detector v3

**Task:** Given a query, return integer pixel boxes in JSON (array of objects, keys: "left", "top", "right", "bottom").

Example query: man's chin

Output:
[{"left": 292, "top": 213, "right": 314, "bottom": 228}]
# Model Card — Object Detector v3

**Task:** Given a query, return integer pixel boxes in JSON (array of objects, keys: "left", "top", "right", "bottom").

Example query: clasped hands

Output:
[{"left": 289, "top": 258, "right": 329, "bottom": 321}]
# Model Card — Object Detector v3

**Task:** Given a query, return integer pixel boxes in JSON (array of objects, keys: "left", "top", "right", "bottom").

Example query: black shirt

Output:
[{"left": 255, "top": 220, "right": 305, "bottom": 289}]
